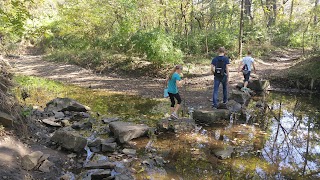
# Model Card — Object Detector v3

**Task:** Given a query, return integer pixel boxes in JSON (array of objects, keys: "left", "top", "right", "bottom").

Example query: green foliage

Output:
[
  {"left": 45, "top": 49, "right": 109, "bottom": 69},
  {"left": 206, "top": 30, "right": 236, "bottom": 51},
  {"left": 13, "top": 75, "right": 164, "bottom": 126},
  {"left": 287, "top": 56, "right": 320, "bottom": 80},
  {"left": 21, "top": 106, "right": 33, "bottom": 118},
  {"left": 0, "top": 0, "right": 31, "bottom": 53},
  {"left": 130, "top": 30, "right": 183, "bottom": 64}
]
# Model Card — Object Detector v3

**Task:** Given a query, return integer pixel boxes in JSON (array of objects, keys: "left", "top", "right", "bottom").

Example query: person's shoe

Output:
[
  {"left": 211, "top": 106, "right": 217, "bottom": 110},
  {"left": 171, "top": 112, "right": 179, "bottom": 119}
]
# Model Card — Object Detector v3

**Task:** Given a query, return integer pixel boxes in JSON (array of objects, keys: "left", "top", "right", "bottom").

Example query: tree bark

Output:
[
  {"left": 288, "top": 0, "right": 294, "bottom": 36},
  {"left": 244, "top": 0, "right": 253, "bottom": 22},
  {"left": 239, "top": 0, "right": 244, "bottom": 60},
  {"left": 315, "top": 0, "right": 320, "bottom": 25}
]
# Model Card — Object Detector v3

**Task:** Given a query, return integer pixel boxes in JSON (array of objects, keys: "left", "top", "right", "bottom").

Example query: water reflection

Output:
[{"left": 136, "top": 93, "right": 320, "bottom": 179}]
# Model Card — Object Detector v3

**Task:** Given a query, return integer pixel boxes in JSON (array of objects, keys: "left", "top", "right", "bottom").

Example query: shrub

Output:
[
  {"left": 130, "top": 29, "right": 183, "bottom": 65},
  {"left": 204, "top": 30, "right": 236, "bottom": 51}
]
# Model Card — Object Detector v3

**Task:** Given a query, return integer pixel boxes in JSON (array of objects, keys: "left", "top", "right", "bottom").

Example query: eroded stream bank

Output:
[{"left": 12, "top": 75, "right": 320, "bottom": 179}]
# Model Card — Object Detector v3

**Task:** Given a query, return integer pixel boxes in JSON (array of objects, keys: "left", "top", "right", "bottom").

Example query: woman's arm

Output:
[
  {"left": 252, "top": 62, "right": 257, "bottom": 74},
  {"left": 176, "top": 79, "right": 184, "bottom": 87}
]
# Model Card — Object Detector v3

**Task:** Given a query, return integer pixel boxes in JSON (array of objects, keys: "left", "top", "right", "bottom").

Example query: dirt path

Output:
[
  {"left": 8, "top": 49, "right": 302, "bottom": 107},
  {"left": 9, "top": 55, "right": 238, "bottom": 108}
]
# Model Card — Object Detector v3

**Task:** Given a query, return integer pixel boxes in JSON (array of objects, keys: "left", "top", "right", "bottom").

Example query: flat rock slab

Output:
[
  {"left": 157, "top": 118, "right": 196, "bottom": 133},
  {"left": 0, "top": 111, "right": 13, "bottom": 127},
  {"left": 51, "top": 129, "right": 87, "bottom": 152},
  {"left": 193, "top": 109, "right": 231, "bottom": 126},
  {"left": 102, "top": 117, "right": 120, "bottom": 124},
  {"left": 21, "top": 151, "right": 44, "bottom": 170},
  {"left": 45, "top": 98, "right": 90, "bottom": 112},
  {"left": 84, "top": 161, "right": 116, "bottom": 169},
  {"left": 122, "top": 148, "right": 136, "bottom": 155},
  {"left": 109, "top": 121, "right": 150, "bottom": 143},
  {"left": 42, "top": 118, "right": 62, "bottom": 127},
  {"left": 248, "top": 80, "right": 270, "bottom": 91}
]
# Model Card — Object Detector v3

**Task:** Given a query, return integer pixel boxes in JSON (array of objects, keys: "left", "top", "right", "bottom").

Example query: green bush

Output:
[
  {"left": 130, "top": 29, "right": 183, "bottom": 65},
  {"left": 175, "top": 34, "right": 205, "bottom": 55},
  {"left": 45, "top": 49, "right": 109, "bottom": 69},
  {"left": 205, "top": 30, "right": 236, "bottom": 51}
]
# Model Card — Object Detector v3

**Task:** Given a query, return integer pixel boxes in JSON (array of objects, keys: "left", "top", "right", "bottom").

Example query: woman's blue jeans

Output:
[{"left": 213, "top": 76, "right": 228, "bottom": 107}]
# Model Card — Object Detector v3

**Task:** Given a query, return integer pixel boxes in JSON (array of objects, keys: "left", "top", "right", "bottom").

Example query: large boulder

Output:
[
  {"left": 109, "top": 121, "right": 150, "bottom": 143},
  {"left": 230, "top": 90, "right": 251, "bottom": 105},
  {"left": 193, "top": 109, "right": 231, "bottom": 126},
  {"left": 248, "top": 80, "right": 270, "bottom": 91},
  {"left": 45, "top": 98, "right": 90, "bottom": 112},
  {"left": 0, "top": 111, "right": 13, "bottom": 127},
  {"left": 51, "top": 128, "right": 87, "bottom": 152},
  {"left": 21, "top": 151, "right": 44, "bottom": 170},
  {"left": 226, "top": 100, "right": 242, "bottom": 112}
]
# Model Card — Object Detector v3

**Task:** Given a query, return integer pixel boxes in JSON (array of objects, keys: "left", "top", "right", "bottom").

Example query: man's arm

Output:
[
  {"left": 226, "top": 64, "right": 230, "bottom": 79},
  {"left": 211, "top": 64, "right": 215, "bottom": 74}
]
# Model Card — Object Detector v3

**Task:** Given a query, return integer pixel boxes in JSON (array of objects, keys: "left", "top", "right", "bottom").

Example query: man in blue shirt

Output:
[{"left": 211, "top": 47, "right": 230, "bottom": 109}]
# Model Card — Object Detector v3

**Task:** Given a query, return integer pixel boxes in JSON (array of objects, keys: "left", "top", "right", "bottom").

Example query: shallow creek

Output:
[
  {"left": 133, "top": 93, "right": 320, "bottom": 179},
  {"left": 14, "top": 76, "right": 320, "bottom": 179}
]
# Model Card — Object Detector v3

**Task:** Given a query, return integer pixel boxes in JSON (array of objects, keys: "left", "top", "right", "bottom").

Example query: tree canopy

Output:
[{"left": 1, "top": 0, "right": 319, "bottom": 64}]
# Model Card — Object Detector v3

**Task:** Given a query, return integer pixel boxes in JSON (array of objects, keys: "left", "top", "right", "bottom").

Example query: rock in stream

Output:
[{"left": 109, "top": 121, "right": 150, "bottom": 143}]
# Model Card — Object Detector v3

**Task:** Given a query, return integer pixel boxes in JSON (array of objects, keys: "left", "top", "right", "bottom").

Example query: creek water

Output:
[
  {"left": 14, "top": 76, "right": 320, "bottom": 179},
  {"left": 133, "top": 92, "right": 320, "bottom": 180}
]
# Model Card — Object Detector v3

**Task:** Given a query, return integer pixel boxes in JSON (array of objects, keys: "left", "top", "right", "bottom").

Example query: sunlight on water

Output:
[
  {"left": 134, "top": 93, "right": 320, "bottom": 179},
  {"left": 13, "top": 75, "right": 320, "bottom": 179}
]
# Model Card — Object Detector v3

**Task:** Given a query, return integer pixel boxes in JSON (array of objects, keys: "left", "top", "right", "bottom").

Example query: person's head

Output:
[
  {"left": 218, "top": 47, "right": 226, "bottom": 55},
  {"left": 169, "top": 65, "right": 183, "bottom": 79},
  {"left": 247, "top": 51, "right": 252, "bottom": 56},
  {"left": 174, "top": 65, "right": 183, "bottom": 74}
]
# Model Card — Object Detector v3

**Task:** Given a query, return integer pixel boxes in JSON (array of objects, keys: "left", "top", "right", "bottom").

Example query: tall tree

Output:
[
  {"left": 239, "top": 0, "right": 245, "bottom": 59},
  {"left": 244, "top": 0, "right": 253, "bottom": 22}
]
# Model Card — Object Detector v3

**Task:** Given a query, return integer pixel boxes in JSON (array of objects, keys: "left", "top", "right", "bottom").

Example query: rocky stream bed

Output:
[{"left": 1, "top": 78, "right": 320, "bottom": 180}]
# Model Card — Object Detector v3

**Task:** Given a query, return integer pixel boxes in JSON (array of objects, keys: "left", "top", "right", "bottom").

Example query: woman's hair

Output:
[{"left": 168, "top": 65, "right": 182, "bottom": 80}]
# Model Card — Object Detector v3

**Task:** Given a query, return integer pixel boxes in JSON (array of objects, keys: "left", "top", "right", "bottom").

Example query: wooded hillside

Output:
[{"left": 1, "top": 0, "right": 319, "bottom": 64}]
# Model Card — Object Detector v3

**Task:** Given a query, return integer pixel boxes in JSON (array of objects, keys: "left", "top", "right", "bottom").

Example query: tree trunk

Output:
[
  {"left": 239, "top": 0, "right": 245, "bottom": 60},
  {"left": 266, "top": 0, "right": 277, "bottom": 27},
  {"left": 315, "top": 0, "right": 320, "bottom": 25},
  {"left": 314, "top": 0, "right": 320, "bottom": 48},
  {"left": 288, "top": 0, "right": 294, "bottom": 36},
  {"left": 244, "top": 0, "right": 253, "bottom": 22},
  {"left": 273, "top": 0, "right": 278, "bottom": 24}
]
